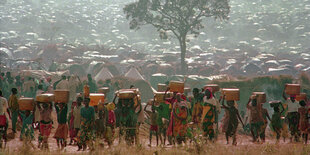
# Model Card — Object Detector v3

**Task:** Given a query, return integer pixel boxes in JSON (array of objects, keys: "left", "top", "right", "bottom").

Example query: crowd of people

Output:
[{"left": 0, "top": 71, "right": 309, "bottom": 151}]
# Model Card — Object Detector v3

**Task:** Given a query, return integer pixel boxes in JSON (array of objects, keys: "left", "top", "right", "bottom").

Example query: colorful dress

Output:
[
  {"left": 201, "top": 97, "right": 219, "bottom": 140},
  {"left": 172, "top": 102, "right": 188, "bottom": 138},
  {"left": 39, "top": 106, "right": 53, "bottom": 141},
  {"left": 77, "top": 106, "right": 95, "bottom": 145},
  {"left": 201, "top": 103, "right": 216, "bottom": 139},
  {"left": 191, "top": 98, "right": 203, "bottom": 124}
]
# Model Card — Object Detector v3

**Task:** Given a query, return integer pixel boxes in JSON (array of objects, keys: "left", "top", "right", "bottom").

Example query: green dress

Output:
[
  {"left": 20, "top": 113, "right": 34, "bottom": 140},
  {"left": 201, "top": 102, "right": 216, "bottom": 140},
  {"left": 77, "top": 106, "right": 95, "bottom": 145}
]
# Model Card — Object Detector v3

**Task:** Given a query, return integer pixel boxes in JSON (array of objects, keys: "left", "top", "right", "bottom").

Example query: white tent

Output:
[
  {"left": 125, "top": 67, "right": 145, "bottom": 80},
  {"left": 95, "top": 67, "right": 114, "bottom": 82}
]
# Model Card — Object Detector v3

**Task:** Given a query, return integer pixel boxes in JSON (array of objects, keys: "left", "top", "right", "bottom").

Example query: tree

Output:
[{"left": 124, "top": 0, "right": 230, "bottom": 74}]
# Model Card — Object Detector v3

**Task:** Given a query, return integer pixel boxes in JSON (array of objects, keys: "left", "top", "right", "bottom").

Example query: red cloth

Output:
[
  {"left": 108, "top": 111, "right": 116, "bottom": 125},
  {"left": 150, "top": 125, "right": 158, "bottom": 132},
  {"left": 165, "top": 97, "right": 176, "bottom": 105},
  {"left": 0, "top": 115, "right": 6, "bottom": 127},
  {"left": 54, "top": 124, "right": 68, "bottom": 139},
  {"left": 167, "top": 111, "right": 174, "bottom": 136},
  {"left": 178, "top": 93, "right": 187, "bottom": 101},
  {"left": 165, "top": 94, "right": 187, "bottom": 105},
  {"left": 69, "top": 114, "right": 76, "bottom": 138},
  {"left": 40, "top": 123, "right": 52, "bottom": 138}
]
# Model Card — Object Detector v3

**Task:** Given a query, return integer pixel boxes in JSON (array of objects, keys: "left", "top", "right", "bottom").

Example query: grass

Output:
[{"left": 3, "top": 139, "right": 310, "bottom": 155}]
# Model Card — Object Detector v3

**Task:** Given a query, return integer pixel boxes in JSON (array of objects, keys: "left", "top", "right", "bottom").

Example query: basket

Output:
[
  {"left": 204, "top": 84, "right": 220, "bottom": 93},
  {"left": 118, "top": 91, "right": 136, "bottom": 99},
  {"left": 169, "top": 81, "right": 184, "bottom": 93},
  {"left": 296, "top": 93, "right": 307, "bottom": 101},
  {"left": 18, "top": 98, "right": 35, "bottom": 111},
  {"left": 36, "top": 94, "right": 54, "bottom": 103},
  {"left": 157, "top": 83, "right": 167, "bottom": 92},
  {"left": 285, "top": 84, "right": 300, "bottom": 95},
  {"left": 252, "top": 92, "right": 267, "bottom": 103},
  {"left": 98, "top": 87, "right": 110, "bottom": 94},
  {"left": 154, "top": 92, "right": 173, "bottom": 103},
  {"left": 90, "top": 93, "right": 105, "bottom": 106},
  {"left": 54, "top": 90, "right": 70, "bottom": 103},
  {"left": 119, "top": 88, "right": 140, "bottom": 94},
  {"left": 133, "top": 95, "right": 141, "bottom": 108},
  {"left": 222, "top": 88, "right": 240, "bottom": 101},
  {"left": 184, "top": 87, "right": 191, "bottom": 94}
]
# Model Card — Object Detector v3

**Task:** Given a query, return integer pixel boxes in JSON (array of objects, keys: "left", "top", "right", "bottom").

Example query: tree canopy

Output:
[{"left": 124, "top": 0, "right": 230, "bottom": 73}]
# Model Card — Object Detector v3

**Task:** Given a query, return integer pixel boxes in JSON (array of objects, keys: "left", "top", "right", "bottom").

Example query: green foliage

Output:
[{"left": 124, "top": 0, "right": 230, "bottom": 38}]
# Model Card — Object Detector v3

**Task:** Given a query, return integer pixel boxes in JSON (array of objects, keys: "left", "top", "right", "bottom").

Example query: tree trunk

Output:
[{"left": 179, "top": 34, "right": 187, "bottom": 74}]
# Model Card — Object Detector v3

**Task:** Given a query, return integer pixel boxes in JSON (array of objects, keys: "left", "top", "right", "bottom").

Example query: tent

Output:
[
  {"left": 124, "top": 67, "right": 144, "bottom": 80},
  {"left": 95, "top": 67, "right": 114, "bottom": 82},
  {"left": 69, "top": 64, "right": 86, "bottom": 77}
]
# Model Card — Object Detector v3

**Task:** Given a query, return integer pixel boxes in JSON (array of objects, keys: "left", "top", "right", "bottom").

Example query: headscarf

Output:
[
  {"left": 204, "top": 87, "right": 213, "bottom": 99},
  {"left": 176, "top": 93, "right": 187, "bottom": 101},
  {"left": 107, "top": 102, "right": 115, "bottom": 111}
]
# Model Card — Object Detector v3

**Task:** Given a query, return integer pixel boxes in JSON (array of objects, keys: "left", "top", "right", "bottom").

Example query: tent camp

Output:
[
  {"left": 124, "top": 67, "right": 145, "bottom": 80},
  {"left": 20, "top": 70, "right": 69, "bottom": 84}
]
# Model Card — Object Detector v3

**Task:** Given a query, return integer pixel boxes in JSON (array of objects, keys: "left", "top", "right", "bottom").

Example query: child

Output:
[
  {"left": 260, "top": 104, "right": 271, "bottom": 142},
  {"left": 68, "top": 102, "right": 76, "bottom": 145},
  {"left": 298, "top": 100, "right": 308, "bottom": 144},
  {"left": 271, "top": 103, "right": 284, "bottom": 143},
  {"left": 247, "top": 96, "right": 264, "bottom": 142},
  {"left": 105, "top": 102, "right": 116, "bottom": 146},
  {"left": 154, "top": 103, "right": 170, "bottom": 145},
  {"left": 222, "top": 97, "right": 244, "bottom": 145},
  {"left": 54, "top": 103, "right": 68, "bottom": 150},
  {"left": 20, "top": 110, "right": 35, "bottom": 149},
  {"left": 144, "top": 102, "right": 159, "bottom": 146}
]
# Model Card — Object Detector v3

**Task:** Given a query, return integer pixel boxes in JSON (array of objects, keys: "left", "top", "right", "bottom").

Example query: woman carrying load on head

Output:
[
  {"left": 77, "top": 97, "right": 95, "bottom": 151},
  {"left": 201, "top": 87, "right": 220, "bottom": 141},
  {"left": 282, "top": 89, "right": 300, "bottom": 142},
  {"left": 37, "top": 101, "right": 53, "bottom": 150},
  {"left": 172, "top": 93, "right": 188, "bottom": 145},
  {"left": 164, "top": 87, "right": 186, "bottom": 145}
]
